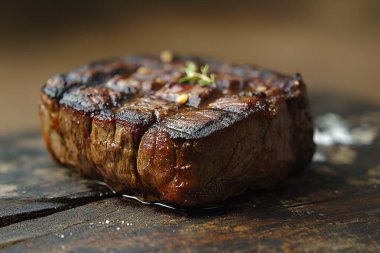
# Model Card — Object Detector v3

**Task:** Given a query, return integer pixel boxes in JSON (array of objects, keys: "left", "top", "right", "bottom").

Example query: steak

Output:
[{"left": 39, "top": 52, "right": 315, "bottom": 206}]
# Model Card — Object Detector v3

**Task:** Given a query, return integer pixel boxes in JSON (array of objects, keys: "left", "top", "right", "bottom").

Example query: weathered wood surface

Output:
[
  {"left": 0, "top": 93, "right": 379, "bottom": 253},
  {"left": 0, "top": 132, "right": 114, "bottom": 227}
]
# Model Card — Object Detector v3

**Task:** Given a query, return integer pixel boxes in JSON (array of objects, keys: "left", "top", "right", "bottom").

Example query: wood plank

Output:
[
  {"left": 0, "top": 93, "right": 379, "bottom": 252},
  {"left": 0, "top": 132, "right": 115, "bottom": 227},
  {"left": 0, "top": 185, "right": 378, "bottom": 252}
]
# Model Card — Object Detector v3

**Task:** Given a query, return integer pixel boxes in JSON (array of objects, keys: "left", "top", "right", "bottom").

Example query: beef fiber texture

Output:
[{"left": 39, "top": 53, "right": 315, "bottom": 206}]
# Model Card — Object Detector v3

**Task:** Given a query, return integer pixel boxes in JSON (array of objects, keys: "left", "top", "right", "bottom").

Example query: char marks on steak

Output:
[{"left": 39, "top": 53, "right": 315, "bottom": 206}]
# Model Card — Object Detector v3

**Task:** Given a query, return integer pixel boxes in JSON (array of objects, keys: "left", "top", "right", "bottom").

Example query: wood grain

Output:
[
  {"left": 0, "top": 132, "right": 115, "bottom": 227},
  {"left": 0, "top": 93, "right": 379, "bottom": 252}
]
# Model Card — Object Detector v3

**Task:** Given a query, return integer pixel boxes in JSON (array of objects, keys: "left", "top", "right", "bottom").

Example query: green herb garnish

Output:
[{"left": 179, "top": 62, "right": 216, "bottom": 86}]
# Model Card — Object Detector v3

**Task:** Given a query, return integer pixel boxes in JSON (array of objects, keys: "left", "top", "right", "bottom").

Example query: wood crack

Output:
[
  {"left": 0, "top": 239, "right": 25, "bottom": 250},
  {"left": 281, "top": 196, "right": 339, "bottom": 209},
  {"left": 0, "top": 194, "right": 113, "bottom": 228}
]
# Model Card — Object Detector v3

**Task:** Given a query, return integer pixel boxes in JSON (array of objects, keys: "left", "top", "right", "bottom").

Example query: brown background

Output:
[{"left": 0, "top": 0, "right": 379, "bottom": 135}]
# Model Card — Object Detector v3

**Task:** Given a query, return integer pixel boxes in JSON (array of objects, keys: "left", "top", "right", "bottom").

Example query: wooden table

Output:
[{"left": 1, "top": 93, "right": 379, "bottom": 252}]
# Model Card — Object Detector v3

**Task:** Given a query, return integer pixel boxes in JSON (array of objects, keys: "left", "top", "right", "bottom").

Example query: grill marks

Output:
[
  {"left": 42, "top": 59, "right": 138, "bottom": 99},
  {"left": 39, "top": 54, "right": 314, "bottom": 205}
]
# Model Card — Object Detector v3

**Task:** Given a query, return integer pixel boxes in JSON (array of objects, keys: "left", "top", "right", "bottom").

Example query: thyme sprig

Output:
[{"left": 179, "top": 62, "right": 216, "bottom": 86}]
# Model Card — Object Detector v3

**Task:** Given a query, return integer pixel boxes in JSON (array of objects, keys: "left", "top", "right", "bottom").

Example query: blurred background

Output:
[{"left": 0, "top": 0, "right": 379, "bottom": 135}]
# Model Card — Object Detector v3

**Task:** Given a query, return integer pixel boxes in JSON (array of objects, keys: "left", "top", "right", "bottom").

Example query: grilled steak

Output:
[{"left": 39, "top": 52, "right": 315, "bottom": 206}]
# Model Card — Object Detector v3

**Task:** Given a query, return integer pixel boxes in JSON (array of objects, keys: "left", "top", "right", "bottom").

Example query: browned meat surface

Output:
[{"left": 39, "top": 53, "right": 315, "bottom": 206}]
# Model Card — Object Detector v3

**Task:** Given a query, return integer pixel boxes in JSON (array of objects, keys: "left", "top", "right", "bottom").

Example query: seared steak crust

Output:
[{"left": 39, "top": 54, "right": 315, "bottom": 206}]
